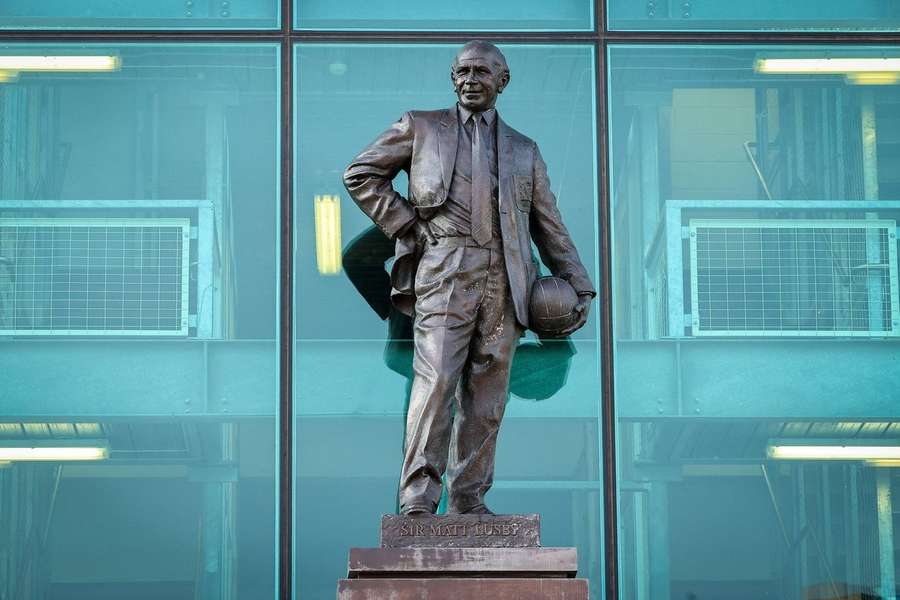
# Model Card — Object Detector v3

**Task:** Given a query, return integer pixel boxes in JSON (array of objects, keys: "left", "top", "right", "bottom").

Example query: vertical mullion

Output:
[
  {"left": 597, "top": 37, "right": 619, "bottom": 600},
  {"left": 278, "top": 0, "right": 294, "bottom": 598},
  {"left": 597, "top": 0, "right": 607, "bottom": 35}
]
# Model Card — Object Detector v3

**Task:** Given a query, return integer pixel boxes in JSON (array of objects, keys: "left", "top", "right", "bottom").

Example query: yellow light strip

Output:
[
  {"left": 768, "top": 444, "right": 900, "bottom": 460},
  {"left": 846, "top": 72, "right": 900, "bottom": 86},
  {"left": 757, "top": 57, "right": 900, "bottom": 74},
  {"left": 0, "top": 55, "right": 120, "bottom": 72},
  {"left": 0, "top": 446, "right": 109, "bottom": 462},
  {"left": 314, "top": 194, "right": 343, "bottom": 275},
  {"left": 867, "top": 459, "right": 900, "bottom": 467}
]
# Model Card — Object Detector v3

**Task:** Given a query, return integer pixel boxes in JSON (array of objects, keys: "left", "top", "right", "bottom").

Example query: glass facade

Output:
[
  {"left": 294, "top": 42, "right": 603, "bottom": 599},
  {"left": 0, "top": 1, "right": 280, "bottom": 30},
  {"left": 610, "top": 44, "right": 900, "bottom": 600},
  {"left": 1, "top": 4, "right": 899, "bottom": 600},
  {"left": 607, "top": 0, "right": 900, "bottom": 32},
  {"left": 0, "top": 44, "right": 279, "bottom": 599},
  {"left": 295, "top": 1, "right": 593, "bottom": 31}
]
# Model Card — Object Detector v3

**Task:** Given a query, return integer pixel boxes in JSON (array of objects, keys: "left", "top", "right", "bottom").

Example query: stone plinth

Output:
[
  {"left": 337, "top": 514, "right": 588, "bottom": 600},
  {"left": 338, "top": 578, "right": 588, "bottom": 599},
  {"left": 348, "top": 547, "right": 577, "bottom": 578}
]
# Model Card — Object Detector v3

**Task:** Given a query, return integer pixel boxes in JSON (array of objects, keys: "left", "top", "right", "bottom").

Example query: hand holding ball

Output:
[{"left": 529, "top": 276, "right": 588, "bottom": 337}]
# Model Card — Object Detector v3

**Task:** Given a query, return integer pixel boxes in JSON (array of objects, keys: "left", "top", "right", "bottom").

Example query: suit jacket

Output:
[{"left": 343, "top": 107, "right": 594, "bottom": 328}]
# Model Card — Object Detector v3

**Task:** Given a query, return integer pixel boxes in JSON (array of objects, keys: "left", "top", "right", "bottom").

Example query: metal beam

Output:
[
  {"left": 0, "top": 340, "right": 275, "bottom": 418},
  {"left": 618, "top": 339, "right": 900, "bottom": 419}
]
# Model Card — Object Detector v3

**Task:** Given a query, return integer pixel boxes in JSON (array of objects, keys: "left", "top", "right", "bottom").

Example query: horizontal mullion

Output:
[
  {"left": 0, "top": 30, "right": 286, "bottom": 41},
  {"left": 0, "top": 30, "right": 600, "bottom": 43},
  {"left": 290, "top": 30, "right": 599, "bottom": 42},
  {"left": 2, "top": 28, "right": 900, "bottom": 44},
  {"left": 603, "top": 30, "right": 900, "bottom": 44}
]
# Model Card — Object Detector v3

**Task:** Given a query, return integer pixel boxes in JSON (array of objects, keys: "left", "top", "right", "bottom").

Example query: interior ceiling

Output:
[
  {"left": 0, "top": 422, "right": 196, "bottom": 460},
  {"left": 644, "top": 420, "right": 900, "bottom": 463}
]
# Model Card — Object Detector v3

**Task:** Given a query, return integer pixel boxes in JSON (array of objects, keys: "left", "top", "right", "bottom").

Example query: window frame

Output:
[{"left": 5, "top": 0, "right": 900, "bottom": 598}]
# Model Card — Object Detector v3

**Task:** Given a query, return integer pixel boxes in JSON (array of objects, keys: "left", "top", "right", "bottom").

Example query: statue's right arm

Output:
[{"left": 343, "top": 112, "right": 418, "bottom": 240}]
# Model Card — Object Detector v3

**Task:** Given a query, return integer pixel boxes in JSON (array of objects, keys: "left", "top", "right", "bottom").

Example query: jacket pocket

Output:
[{"left": 514, "top": 175, "right": 533, "bottom": 212}]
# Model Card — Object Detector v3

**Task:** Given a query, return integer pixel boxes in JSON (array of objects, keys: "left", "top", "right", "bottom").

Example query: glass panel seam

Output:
[{"left": 596, "top": 38, "right": 619, "bottom": 600}]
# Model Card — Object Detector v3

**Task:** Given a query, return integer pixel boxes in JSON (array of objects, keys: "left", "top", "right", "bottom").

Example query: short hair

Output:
[{"left": 451, "top": 41, "right": 509, "bottom": 77}]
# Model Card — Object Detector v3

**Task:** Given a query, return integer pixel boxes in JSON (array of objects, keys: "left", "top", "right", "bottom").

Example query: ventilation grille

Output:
[
  {"left": 0, "top": 218, "right": 190, "bottom": 336},
  {"left": 689, "top": 219, "right": 899, "bottom": 337}
]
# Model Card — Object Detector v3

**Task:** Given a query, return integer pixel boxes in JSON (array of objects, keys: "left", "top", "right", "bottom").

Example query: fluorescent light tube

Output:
[
  {"left": 0, "top": 446, "right": 109, "bottom": 462},
  {"left": 0, "top": 56, "right": 120, "bottom": 72},
  {"left": 846, "top": 72, "right": 900, "bottom": 86},
  {"left": 768, "top": 444, "right": 900, "bottom": 461},
  {"left": 756, "top": 57, "right": 900, "bottom": 74},
  {"left": 314, "top": 194, "right": 343, "bottom": 275}
]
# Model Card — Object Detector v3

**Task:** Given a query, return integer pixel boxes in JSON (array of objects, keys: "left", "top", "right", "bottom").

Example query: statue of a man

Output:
[{"left": 344, "top": 41, "right": 595, "bottom": 515}]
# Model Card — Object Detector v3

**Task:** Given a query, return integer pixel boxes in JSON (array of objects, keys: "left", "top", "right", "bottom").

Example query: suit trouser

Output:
[{"left": 399, "top": 237, "right": 523, "bottom": 514}]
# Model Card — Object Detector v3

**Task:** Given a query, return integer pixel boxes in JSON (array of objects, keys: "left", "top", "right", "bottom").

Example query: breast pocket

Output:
[{"left": 514, "top": 175, "right": 533, "bottom": 212}]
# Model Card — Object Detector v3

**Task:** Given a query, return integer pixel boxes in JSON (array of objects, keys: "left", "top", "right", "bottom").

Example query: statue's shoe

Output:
[
  {"left": 459, "top": 504, "right": 494, "bottom": 515},
  {"left": 400, "top": 504, "right": 434, "bottom": 516}
]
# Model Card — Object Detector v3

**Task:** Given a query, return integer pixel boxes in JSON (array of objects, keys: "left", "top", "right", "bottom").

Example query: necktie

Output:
[{"left": 470, "top": 115, "right": 492, "bottom": 247}]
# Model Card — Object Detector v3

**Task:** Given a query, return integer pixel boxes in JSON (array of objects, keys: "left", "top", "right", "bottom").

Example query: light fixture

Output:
[
  {"left": 768, "top": 441, "right": 900, "bottom": 461},
  {"left": 314, "top": 194, "right": 343, "bottom": 275},
  {"left": 756, "top": 57, "right": 900, "bottom": 74},
  {"left": 867, "top": 459, "right": 900, "bottom": 468},
  {"left": 0, "top": 55, "right": 120, "bottom": 85},
  {"left": 0, "top": 441, "right": 109, "bottom": 462},
  {"left": 0, "top": 55, "right": 120, "bottom": 72},
  {"left": 756, "top": 57, "right": 900, "bottom": 86},
  {"left": 846, "top": 72, "right": 900, "bottom": 86}
]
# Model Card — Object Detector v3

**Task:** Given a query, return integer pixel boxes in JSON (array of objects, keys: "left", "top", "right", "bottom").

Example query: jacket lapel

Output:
[
  {"left": 437, "top": 108, "right": 458, "bottom": 193},
  {"left": 497, "top": 116, "right": 515, "bottom": 214}
]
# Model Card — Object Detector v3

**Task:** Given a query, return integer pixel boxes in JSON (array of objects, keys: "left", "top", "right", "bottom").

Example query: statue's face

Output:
[{"left": 451, "top": 49, "right": 509, "bottom": 113}]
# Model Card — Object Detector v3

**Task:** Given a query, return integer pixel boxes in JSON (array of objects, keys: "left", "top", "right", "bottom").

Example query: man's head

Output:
[{"left": 450, "top": 41, "right": 510, "bottom": 113}]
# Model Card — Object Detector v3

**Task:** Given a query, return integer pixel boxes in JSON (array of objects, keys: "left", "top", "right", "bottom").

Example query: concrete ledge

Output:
[
  {"left": 348, "top": 547, "right": 577, "bottom": 578},
  {"left": 338, "top": 577, "right": 588, "bottom": 599}
]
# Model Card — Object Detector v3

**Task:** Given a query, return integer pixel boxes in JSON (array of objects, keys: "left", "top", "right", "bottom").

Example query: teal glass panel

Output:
[
  {"left": 0, "top": 0, "right": 279, "bottom": 30},
  {"left": 295, "top": 1, "right": 592, "bottom": 31},
  {"left": 609, "top": 0, "right": 900, "bottom": 31},
  {"left": 0, "top": 44, "right": 279, "bottom": 599},
  {"left": 295, "top": 43, "right": 603, "bottom": 598},
  {"left": 610, "top": 44, "right": 900, "bottom": 600}
]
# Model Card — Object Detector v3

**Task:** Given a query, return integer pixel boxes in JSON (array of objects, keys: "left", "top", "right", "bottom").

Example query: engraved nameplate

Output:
[{"left": 381, "top": 514, "right": 540, "bottom": 548}]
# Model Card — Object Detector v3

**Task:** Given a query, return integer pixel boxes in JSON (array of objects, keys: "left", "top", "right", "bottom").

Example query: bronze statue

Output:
[{"left": 344, "top": 41, "right": 595, "bottom": 515}]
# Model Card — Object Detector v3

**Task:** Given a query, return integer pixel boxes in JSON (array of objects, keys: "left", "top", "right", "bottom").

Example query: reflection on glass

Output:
[
  {"left": 611, "top": 44, "right": 900, "bottom": 600},
  {"left": 608, "top": 0, "right": 900, "bottom": 32},
  {"left": 0, "top": 44, "right": 279, "bottom": 600},
  {"left": 296, "top": 0, "right": 592, "bottom": 31},
  {"left": 295, "top": 43, "right": 602, "bottom": 599},
  {"left": 314, "top": 194, "right": 343, "bottom": 275},
  {"left": 0, "top": 0, "right": 279, "bottom": 30}
]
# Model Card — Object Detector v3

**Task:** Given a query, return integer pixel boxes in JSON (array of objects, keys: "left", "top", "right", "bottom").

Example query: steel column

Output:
[
  {"left": 877, "top": 469, "right": 896, "bottom": 600},
  {"left": 647, "top": 481, "right": 671, "bottom": 600}
]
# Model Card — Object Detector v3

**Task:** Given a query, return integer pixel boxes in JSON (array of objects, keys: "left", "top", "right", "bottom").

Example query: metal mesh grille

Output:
[
  {"left": 689, "top": 219, "right": 899, "bottom": 336},
  {"left": 0, "top": 219, "right": 190, "bottom": 335}
]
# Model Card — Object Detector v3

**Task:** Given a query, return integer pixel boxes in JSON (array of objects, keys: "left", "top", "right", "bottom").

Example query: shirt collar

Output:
[{"left": 457, "top": 103, "right": 497, "bottom": 127}]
